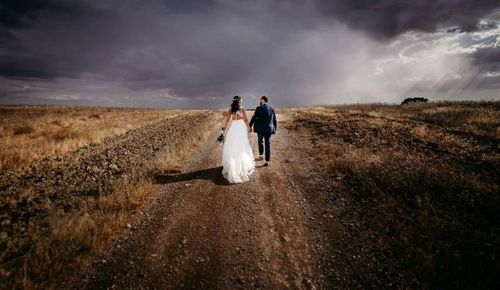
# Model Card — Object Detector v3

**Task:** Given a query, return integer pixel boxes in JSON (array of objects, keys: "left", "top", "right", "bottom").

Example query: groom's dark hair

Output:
[{"left": 261, "top": 96, "right": 268, "bottom": 103}]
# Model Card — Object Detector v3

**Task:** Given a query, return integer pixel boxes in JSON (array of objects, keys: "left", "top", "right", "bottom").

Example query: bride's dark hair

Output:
[{"left": 231, "top": 96, "right": 241, "bottom": 113}]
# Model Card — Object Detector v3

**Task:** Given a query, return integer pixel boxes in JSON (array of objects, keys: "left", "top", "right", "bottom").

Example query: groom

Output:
[{"left": 249, "top": 96, "right": 277, "bottom": 167}]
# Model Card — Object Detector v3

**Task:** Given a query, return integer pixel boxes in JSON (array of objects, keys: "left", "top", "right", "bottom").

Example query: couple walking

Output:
[{"left": 221, "top": 96, "right": 277, "bottom": 184}]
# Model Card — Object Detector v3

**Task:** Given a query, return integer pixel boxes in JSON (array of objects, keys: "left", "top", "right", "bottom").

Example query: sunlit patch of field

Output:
[
  {"left": 0, "top": 106, "right": 222, "bottom": 289},
  {"left": 310, "top": 101, "right": 500, "bottom": 139},
  {"left": 0, "top": 105, "right": 185, "bottom": 172}
]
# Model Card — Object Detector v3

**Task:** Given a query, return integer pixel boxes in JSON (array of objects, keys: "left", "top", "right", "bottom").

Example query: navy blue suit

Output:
[{"left": 249, "top": 103, "right": 277, "bottom": 162}]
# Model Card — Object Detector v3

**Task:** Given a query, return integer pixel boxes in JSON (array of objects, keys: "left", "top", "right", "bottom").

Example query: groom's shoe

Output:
[{"left": 263, "top": 162, "right": 269, "bottom": 167}]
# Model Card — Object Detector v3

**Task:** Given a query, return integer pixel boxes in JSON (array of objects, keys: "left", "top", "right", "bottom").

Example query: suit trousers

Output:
[{"left": 257, "top": 132, "right": 271, "bottom": 161}]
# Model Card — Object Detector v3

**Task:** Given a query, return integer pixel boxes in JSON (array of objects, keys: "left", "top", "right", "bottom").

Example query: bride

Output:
[{"left": 222, "top": 96, "right": 255, "bottom": 183}]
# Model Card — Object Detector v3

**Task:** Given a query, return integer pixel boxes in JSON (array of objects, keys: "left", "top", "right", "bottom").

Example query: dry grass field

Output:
[
  {"left": 0, "top": 105, "right": 186, "bottom": 172},
  {"left": 0, "top": 106, "right": 220, "bottom": 289},
  {"left": 287, "top": 101, "right": 499, "bottom": 289},
  {"left": 1, "top": 102, "right": 498, "bottom": 289}
]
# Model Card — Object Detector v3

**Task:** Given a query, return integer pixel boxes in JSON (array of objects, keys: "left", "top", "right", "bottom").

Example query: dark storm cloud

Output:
[
  {"left": 315, "top": 0, "right": 500, "bottom": 38},
  {"left": 0, "top": 54, "right": 58, "bottom": 78},
  {"left": 461, "top": 29, "right": 500, "bottom": 74},
  {"left": 156, "top": 0, "right": 218, "bottom": 12},
  {"left": 0, "top": 0, "right": 216, "bottom": 32},
  {"left": 0, "top": 0, "right": 65, "bottom": 28},
  {"left": 0, "top": 0, "right": 313, "bottom": 106},
  {"left": 0, "top": 0, "right": 498, "bottom": 107},
  {"left": 469, "top": 46, "right": 500, "bottom": 86},
  {"left": 471, "top": 47, "right": 500, "bottom": 65}
]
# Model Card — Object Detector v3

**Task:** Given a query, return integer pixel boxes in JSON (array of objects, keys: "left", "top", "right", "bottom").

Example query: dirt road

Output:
[{"left": 73, "top": 113, "right": 345, "bottom": 289}]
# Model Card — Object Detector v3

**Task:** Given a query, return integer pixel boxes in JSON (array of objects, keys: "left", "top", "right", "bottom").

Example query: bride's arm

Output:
[{"left": 223, "top": 109, "right": 231, "bottom": 133}]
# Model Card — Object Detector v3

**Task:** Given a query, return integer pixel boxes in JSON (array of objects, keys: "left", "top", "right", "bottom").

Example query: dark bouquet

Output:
[{"left": 217, "top": 127, "right": 225, "bottom": 143}]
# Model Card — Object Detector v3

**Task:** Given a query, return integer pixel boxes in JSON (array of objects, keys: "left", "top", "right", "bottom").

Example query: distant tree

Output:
[{"left": 401, "top": 97, "right": 429, "bottom": 105}]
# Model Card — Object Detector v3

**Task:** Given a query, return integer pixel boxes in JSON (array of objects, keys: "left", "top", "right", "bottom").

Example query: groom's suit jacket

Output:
[{"left": 249, "top": 103, "right": 277, "bottom": 135}]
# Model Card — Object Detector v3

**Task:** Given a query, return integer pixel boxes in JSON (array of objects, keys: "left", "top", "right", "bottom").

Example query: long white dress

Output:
[{"left": 222, "top": 108, "right": 255, "bottom": 183}]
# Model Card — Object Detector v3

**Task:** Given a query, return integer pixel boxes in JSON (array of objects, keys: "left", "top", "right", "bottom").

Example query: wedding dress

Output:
[{"left": 222, "top": 108, "right": 255, "bottom": 183}]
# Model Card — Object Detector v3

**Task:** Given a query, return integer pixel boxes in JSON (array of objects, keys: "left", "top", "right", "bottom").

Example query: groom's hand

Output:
[{"left": 248, "top": 127, "right": 252, "bottom": 133}]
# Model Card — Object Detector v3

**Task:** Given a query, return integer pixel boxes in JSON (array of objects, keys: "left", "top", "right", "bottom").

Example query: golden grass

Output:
[
  {"left": 0, "top": 107, "right": 222, "bottom": 289},
  {"left": 0, "top": 105, "right": 185, "bottom": 171},
  {"left": 6, "top": 175, "right": 157, "bottom": 290},
  {"left": 410, "top": 124, "right": 471, "bottom": 149},
  {"left": 321, "top": 101, "right": 500, "bottom": 139}
]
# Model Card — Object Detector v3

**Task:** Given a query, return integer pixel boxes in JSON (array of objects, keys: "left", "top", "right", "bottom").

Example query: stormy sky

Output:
[{"left": 0, "top": 0, "right": 499, "bottom": 108}]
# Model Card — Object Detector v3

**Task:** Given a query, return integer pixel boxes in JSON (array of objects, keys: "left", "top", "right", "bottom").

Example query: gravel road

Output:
[{"left": 72, "top": 112, "right": 350, "bottom": 289}]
